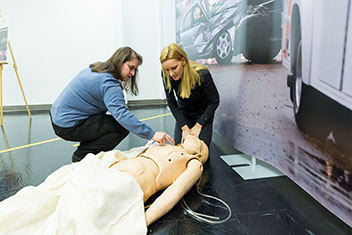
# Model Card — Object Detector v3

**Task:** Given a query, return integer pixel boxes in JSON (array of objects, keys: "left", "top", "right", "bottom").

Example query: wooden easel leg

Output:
[
  {"left": 8, "top": 41, "right": 32, "bottom": 119},
  {"left": 0, "top": 63, "right": 3, "bottom": 126}
]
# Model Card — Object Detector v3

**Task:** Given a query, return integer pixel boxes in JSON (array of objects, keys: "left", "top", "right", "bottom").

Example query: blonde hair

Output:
[{"left": 160, "top": 43, "right": 206, "bottom": 98}]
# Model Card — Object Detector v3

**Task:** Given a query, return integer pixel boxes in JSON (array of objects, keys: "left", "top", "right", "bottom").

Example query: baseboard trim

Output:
[
  {"left": 127, "top": 99, "right": 167, "bottom": 107},
  {"left": 2, "top": 99, "right": 168, "bottom": 113},
  {"left": 3, "top": 104, "right": 52, "bottom": 113}
]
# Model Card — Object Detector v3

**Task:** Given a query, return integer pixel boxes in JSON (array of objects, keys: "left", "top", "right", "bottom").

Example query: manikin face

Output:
[
  {"left": 181, "top": 135, "right": 209, "bottom": 164},
  {"left": 162, "top": 58, "right": 185, "bottom": 81},
  {"left": 120, "top": 58, "right": 139, "bottom": 81}
]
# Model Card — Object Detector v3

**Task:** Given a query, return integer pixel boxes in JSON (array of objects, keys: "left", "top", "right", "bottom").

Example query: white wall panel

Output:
[{"left": 0, "top": 0, "right": 123, "bottom": 105}]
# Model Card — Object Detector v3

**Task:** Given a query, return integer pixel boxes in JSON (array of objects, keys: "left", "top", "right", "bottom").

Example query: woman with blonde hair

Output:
[{"left": 160, "top": 43, "right": 220, "bottom": 147}]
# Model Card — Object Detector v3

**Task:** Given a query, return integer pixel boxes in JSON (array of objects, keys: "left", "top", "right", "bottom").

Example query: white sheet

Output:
[{"left": 0, "top": 151, "right": 148, "bottom": 235}]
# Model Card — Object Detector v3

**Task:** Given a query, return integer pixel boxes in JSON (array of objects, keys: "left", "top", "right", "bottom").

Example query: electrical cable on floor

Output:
[{"left": 181, "top": 175, "right": 232, "bottom": 224}]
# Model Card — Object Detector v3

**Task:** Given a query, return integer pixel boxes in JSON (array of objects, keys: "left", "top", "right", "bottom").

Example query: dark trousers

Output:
[
  {"left": 51, "top": 114, "right": 129, "bottom": 161},
  {"left": 174, "top": 111, "right": 213, "bottom": 147}
]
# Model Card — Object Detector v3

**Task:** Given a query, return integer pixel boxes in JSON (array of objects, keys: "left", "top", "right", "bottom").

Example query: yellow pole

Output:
[
  {"left": 7, "top": 41, "right": 32, "bottom": 118},
  {"left": 0, "top": 62, "right": 8, "bottom": 126},
  {"left": 0, "top": 63, "right": 3, "bottom": 126}
]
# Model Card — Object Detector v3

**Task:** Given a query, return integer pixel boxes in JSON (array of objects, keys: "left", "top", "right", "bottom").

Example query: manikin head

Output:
[{"left": 182, "top": 135, "right": 209, "bottom": 164}]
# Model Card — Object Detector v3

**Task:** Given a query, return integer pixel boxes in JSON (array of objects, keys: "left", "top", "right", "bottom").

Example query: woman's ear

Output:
[
  {"left": 181, "top": 57, "right": 186, "bottom": 66},
  {"left": 196, "top": 140, "right": 208, "bottom": 164}
]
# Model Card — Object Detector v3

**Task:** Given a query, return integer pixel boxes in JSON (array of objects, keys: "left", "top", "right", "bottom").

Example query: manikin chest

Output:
[{"left": 142, "top": 145, "right": 196, "bottom": 190}]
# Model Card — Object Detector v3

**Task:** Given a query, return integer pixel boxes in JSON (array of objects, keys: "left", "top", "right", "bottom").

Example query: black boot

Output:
[{"left": 72, "top": 153, "right": 84, "bottom": 162}]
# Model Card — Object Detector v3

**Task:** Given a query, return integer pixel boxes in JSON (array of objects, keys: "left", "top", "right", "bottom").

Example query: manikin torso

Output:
[{"left": 110, "top": 145, "right": 198, "bottom": 201}]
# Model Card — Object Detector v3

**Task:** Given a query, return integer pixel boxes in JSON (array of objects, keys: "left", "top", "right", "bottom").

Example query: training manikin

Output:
[
  {"left": 110, "top": 134, "right": 208, "bottom": 226},
  {"left": 0, "top": 135, "right": 208, "bottom": 235}
]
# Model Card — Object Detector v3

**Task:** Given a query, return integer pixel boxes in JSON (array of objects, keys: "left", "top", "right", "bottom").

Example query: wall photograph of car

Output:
[{"left": 176, "top": 0, "right": 283, "bottom": 64}]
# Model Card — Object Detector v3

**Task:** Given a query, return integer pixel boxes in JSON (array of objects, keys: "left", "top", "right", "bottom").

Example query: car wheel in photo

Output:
[{"left": 213, "top": 30, "right": 232, "bottom": 65}]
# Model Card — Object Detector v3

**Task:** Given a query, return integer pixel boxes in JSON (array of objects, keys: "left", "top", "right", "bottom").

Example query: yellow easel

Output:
[{"left": 0, "top": 41, "right": 32, "bottom": 126}]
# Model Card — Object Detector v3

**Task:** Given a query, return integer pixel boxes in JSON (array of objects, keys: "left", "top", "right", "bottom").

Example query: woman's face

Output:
[
  {"left": 162, "top": 58, "right": 185, "bottom": 81},
  {"left": 120, "top": 58, "right": 139, "bottom": 81}
]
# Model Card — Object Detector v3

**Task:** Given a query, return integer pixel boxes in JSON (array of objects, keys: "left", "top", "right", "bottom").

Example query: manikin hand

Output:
[
  {"left": 190, "top": 123, "right": 202, "bottom": 138},
  {"left": 181, "top": 125, "right": 192, "bottom": 143},
  {"left": 152, "top": 131, "right": 175, "bottom": 145}
]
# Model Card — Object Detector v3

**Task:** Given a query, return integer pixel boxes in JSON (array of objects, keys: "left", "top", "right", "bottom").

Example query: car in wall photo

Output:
[{"left": 176, "top": 0, "right": 282, "bottom": 64}]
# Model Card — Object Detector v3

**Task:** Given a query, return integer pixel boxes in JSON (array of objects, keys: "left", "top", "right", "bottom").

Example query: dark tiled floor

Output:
[{"left": 0, "top": 106, "right": 351, "bottom": 235}]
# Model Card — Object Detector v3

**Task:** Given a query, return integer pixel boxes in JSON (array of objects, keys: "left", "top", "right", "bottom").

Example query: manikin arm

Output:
[{"left": 145, "top": 159, "right": 203, "bottom": 226}]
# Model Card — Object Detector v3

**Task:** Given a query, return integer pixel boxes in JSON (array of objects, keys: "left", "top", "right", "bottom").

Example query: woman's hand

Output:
[
  {"left": 181, "top": 125, "right": 192, "bottom": 143},
  {"left": 190, "top": 123, "right": 202, "bottom": 138},
  {"left": 152, "top": 132, "right": 175, "bottom": 145}
]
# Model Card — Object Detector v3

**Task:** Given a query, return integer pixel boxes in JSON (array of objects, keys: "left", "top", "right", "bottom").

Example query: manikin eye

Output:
[
  {"left": 168, "top": 158, "right": 172, "bottom": 162},
  {"left": 181, "top": 153, "right": 184, "bottom": 155}
]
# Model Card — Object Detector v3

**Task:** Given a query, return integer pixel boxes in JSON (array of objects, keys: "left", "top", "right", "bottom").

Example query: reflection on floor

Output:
[{"left": 0, "top": 107, "right": 351, "bottom": 234}]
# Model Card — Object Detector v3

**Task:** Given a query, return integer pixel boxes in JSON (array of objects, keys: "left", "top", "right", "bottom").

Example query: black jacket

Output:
[{"left": 163, "top": 69, "right": 220, "bottom": 127}]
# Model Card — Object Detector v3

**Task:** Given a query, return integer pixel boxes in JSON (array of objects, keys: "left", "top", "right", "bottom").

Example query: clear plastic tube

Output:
[{"left": 181, "top": 175, "right": 232, "bottom": 224}]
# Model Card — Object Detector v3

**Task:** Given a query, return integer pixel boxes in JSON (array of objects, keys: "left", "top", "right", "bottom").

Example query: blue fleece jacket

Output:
[{"left": 51, "top": 68, "right": 155, "bottom": 140}]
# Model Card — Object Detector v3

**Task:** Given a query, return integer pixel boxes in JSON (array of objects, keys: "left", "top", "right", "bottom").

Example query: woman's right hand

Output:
[
  {"left": 181, "top": 125, "right": 192, "bottom": 143},
  {"left": 152, "top": 132, "right": 175, "bottom": 145}
]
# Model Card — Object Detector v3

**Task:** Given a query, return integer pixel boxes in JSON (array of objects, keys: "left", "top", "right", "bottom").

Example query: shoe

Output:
[{"left": 72, "top": 153, "right": 83, "bottom": 162}]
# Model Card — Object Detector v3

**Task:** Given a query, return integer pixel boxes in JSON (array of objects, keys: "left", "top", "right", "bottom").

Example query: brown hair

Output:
[{"left": 90, "top": 47, "right": 142, "bottom": 96}]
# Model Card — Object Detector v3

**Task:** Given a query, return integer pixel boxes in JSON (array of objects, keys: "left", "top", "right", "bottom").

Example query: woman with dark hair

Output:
[
  {"left": 160, "top": 43, "right": 220, "bottom": 147},
  {"left": 51, "top": 47, "right": 174, "bottom": 162}
]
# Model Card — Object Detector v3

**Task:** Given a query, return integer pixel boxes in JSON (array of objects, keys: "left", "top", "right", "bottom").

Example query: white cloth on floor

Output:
[{"left": 0, "top": 150, "right": 148, "bottom": 235}]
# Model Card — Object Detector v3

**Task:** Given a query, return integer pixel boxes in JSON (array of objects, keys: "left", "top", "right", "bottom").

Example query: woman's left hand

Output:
[{"left": 190, "top": 123, "right": 202, "bottom": 138}]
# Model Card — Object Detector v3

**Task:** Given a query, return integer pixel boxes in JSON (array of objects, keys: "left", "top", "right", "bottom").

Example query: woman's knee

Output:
[
  {"left": 174, "top": 124, "right": 182, "bottom": 144},
  {"left": 199, "top": 124, "right": 213, "bottom": 147},
  {"left": 120, "top": 128, "right": 129, "bottom": 138},
  {"left": 112, "top": 128, "right": 129, "bottom": 142}
]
